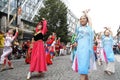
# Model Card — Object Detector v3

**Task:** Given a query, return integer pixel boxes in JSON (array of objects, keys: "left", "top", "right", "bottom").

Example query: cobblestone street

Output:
[{"left": 0, "top": 55, "right": 120, "bottom": 80}]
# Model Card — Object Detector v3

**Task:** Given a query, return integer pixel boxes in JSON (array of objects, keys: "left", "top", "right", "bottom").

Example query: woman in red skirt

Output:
[
  {"left": 45, "top": 45, "right": 53, "bottom": 65},
  {"left": 25, "top": 41, "right": 32, "bottom": 64},
  {"left": 27, "top": 18, "right": 48, "bottom": 79}
]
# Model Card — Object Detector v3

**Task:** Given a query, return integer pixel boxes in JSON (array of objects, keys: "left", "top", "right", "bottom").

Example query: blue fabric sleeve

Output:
[
  {"left": 109, "top": 35, "right": 114, "bottom": 45},
  {"left": 87, "top": 26, "right": 94, "bottom": 55}
]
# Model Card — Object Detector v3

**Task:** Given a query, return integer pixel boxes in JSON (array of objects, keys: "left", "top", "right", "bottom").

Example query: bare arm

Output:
[
  {"left": 104, "top": 27, "right": 113, "bottom": 36},
  {"left": 12, "top": 27, "right": 18, "bottom": 40},
  {"left": 109, "top": 30, "right": 113, "bottom": 36},
  {"left": 83, "top": 9, "right": 92, "bottom": 27},
  {"left": 41, "top": 19, "right": 48, "bottom": 35},
  {"left": 32, "top": 38, "right": 34, "bottom": 43}
]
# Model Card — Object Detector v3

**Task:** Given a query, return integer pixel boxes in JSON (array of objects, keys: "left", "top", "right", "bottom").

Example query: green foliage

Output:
[{"left": 34, "top": 0, "right": 69, "bottom": 43}]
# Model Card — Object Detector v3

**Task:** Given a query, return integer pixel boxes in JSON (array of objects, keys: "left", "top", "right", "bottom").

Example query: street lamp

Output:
[
  {"left": 16, "top": 0, "right": 19, "bottom": 26},
  {"left": 16, "top": 0, "right": 22, "bottom": 26},
  {"left": 7, "top": 0, "right": 10, "bottom": 29}
]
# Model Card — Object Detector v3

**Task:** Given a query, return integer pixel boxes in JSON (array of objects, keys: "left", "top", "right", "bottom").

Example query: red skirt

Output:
[
  {"left": 25, "top": 48, "right": 32, "bottom": 64},
  {"left": 30, "top": 40, "right": 47, "bottom": 72},
  {"left": 46, "top": 52, "right": 53, "bottom": 65}
]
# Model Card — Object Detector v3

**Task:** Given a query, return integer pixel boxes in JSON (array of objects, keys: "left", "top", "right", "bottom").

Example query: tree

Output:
[{"left": 34, "top": 0, "right": 69, "bottom": 43}]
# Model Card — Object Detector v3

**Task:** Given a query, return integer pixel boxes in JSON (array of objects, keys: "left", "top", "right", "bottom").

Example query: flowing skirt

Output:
[
  {"left": 72, "top": 53, "right": 97, "bottom": 73},
  {"left": 30, "top": 40, "right": 47, "bottom": 72},
  {"left": 46, "top": 52, "right": 53, "bottom": 65},
  {"left": 25, "top": 48, "right": 32, "bottom": 64},
  {"left": 97, "top": 47, "right": 108, "bottom": 63},
  {"left": 72, "top": 36, "right": 96, "bottom": 74}
]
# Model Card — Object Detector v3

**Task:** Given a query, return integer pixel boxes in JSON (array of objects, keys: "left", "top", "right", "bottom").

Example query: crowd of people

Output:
[
  {"left": 70, "top": 9, "right": 120, "bottom": 80},
  {"left": 0, "top": 9, "right": 120, "bottom": 80},
  {"left": 0, "top": 18, "right": 68, "bottom": 79}
]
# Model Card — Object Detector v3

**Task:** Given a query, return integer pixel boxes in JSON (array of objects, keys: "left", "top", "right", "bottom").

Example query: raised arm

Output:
[
  {"left": 31, "top": 38, "right": 34, "bottom": 43},
  {"left": 83, "top": 9, "right": 92, "bottom": 27},
  {"left": 104, "top": 27, "right": 113, "bottom": 36},
  {"left": 108, "top": 28, "right": 113, "bottom": 36},
  {"left": 12, "top": 27, "right": 18, "bottom": 40},
  {"left": 41, "top": 19, "right": 48, "bottom": 35}
]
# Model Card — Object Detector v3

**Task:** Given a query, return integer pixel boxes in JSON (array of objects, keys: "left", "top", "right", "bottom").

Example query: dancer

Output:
[
  {"left": 96, "top": 33, "right": 104, "bottom": 65},
  {"left": 25, "top": 40, "right": 33, "bottom": 64},
  {"left": 27, "top": 18, "right": 47, "bottom": 80},
  {"left": 72, "top": 9, "right": 95, "bottom": 80},
  {"left": 0, "top": 27, "right": 18, "bottom": 71},
  {"left": 45, "top": 44, "right": 53, "bottom": 65},
  {"left": 46, "top": 35, "right": 52, "bottom": 46},
  {"left": 48, "top": 33, "right": 56, "bottom": 58},
  {"left": 45, "top": 36, "right": 53, "bottom": 65},
  {"left": 55, "top": 37, "right": 61, "bottom": 56},
  {"left": 102, "top": 27, "right": 115, "bottom": 75}
]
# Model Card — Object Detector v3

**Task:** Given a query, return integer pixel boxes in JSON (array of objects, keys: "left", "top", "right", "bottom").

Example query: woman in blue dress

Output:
[
  {"left": 72, "top": 9, "right": 94, "bottom": 80},
  {"left": 102, "top": 27, "right": 115, "bottom": 75}
]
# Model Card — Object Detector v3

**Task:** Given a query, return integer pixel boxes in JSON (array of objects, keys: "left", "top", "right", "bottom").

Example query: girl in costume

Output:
[
  {"left": 55, "top": 37, "right": 61, "bottom": 56},
  {"left": 27, "top": 18, "right": 47, "bottom": 79},
  {"left": 45, "top": 36, "right": 53, "bottom": 65},
  {"left": 45, "top": 45, "right": 53, "bottom": 65},
  {"left": 96, "top": 33, "right": 104, "bottom": 65},
  {"left": 0, "top": 27, "right": 18, "bottom": 71},
  {"left": 102, "top": 27, "right": 115, "bottom": 75},
  {"left": 25, "top": 40, "right": 33, "bottom": 64},
  {"left": 50, "top": 32, "right": 56, "bottom": 58},
  {"left": 72, "top": 9, "right": 95, "bottom": 80}
]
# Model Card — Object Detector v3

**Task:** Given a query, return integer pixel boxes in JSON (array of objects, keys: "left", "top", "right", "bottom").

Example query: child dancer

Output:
[
  {"left": 25, "top": 40, "right": 33, "bottom": 64},
  {"left": 102, "top": 27, "right": 115, "bottom": 75},
  {"left": 0, "top": 27, "right": 18, "bottom": 71}
]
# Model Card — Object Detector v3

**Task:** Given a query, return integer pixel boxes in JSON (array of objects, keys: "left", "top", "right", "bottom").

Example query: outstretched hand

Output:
[
  {"left": 104, "top": 27, "right": 111, "bottom": 30},
  {"left": 82, "top": 9, "right": 92, "bottom": 27},
  {"left": 83, "top": 9, "right": 90, "bottom": 14}
]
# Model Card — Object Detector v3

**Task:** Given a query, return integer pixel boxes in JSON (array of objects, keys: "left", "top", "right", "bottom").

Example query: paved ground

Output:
[{"left": 0, "top": 55, "right": 120, "bottom": 80}]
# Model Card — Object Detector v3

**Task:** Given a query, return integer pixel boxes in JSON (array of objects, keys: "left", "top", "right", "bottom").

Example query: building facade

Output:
[
  {"left": 67, "top": 9, "right": 78, "bottom": 35},
  {"left": 0, "top": 0, "right": 78, "bottom": 39},
  {"left": 0, "top": 0, "right": 44, "bottom": 40},
  {"left": 61, "top": 0, "right": 79, "bottom": 35}
]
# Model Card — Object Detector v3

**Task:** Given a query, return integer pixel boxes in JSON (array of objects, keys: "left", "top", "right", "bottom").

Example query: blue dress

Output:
[
  {"left": 75, "top": 25, "right": 94, "bottom": 74},
  {"left": 102, "top": 35, "right": 115, "bottom": 62}
]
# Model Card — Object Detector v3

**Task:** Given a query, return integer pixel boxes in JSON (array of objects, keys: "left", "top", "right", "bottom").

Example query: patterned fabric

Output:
[
  {"left": 102, "top": 35, "right": 115, "bottom": 62},
  {"left": 71, "top": 34, "right": 77, "bottom": 44},
  {"left": 72, "top": 25, "right": 95, "bottom": 74}
]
